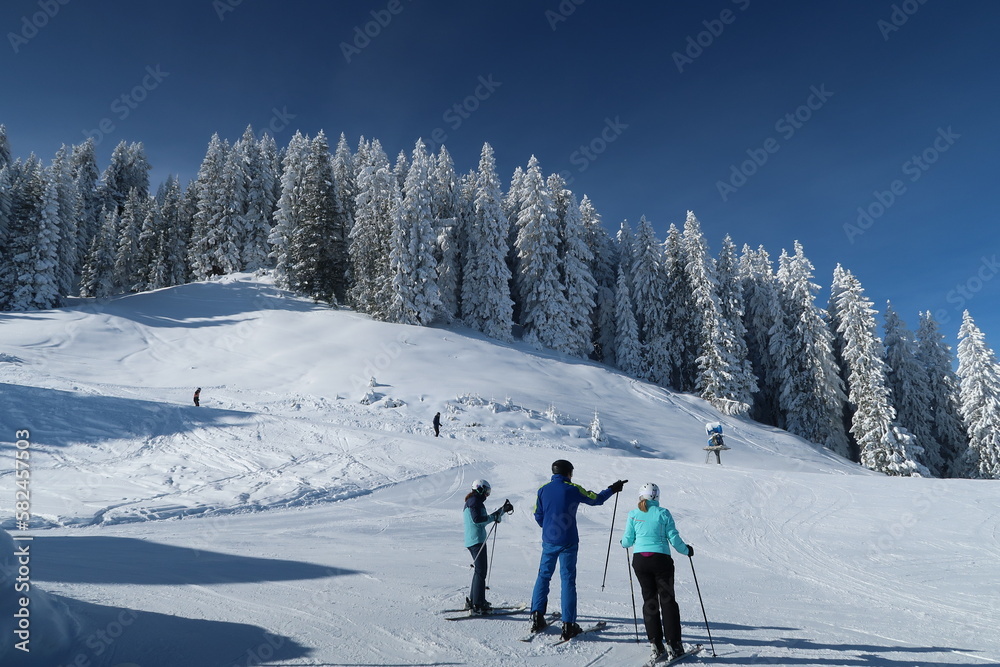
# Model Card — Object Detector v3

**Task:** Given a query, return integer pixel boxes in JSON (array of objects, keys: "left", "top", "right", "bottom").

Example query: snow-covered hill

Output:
[{"left": 1, "top": 274, "right": 997, "bottom": 666}]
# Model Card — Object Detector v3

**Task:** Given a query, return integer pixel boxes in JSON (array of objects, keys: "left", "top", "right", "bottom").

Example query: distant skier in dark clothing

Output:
[
  {"left": 433, "top": 412, "right": 442, "bottom": 437},
  {"left": 193, "top": 388, "right": 201, "bottom": 407},
  {"left": 529, "top": 459, "right": 626, "bottom": 640},
  {"left": 621, "top": 482, "right": 693, "bottom": 663},
  {"left": 463, "top": 479, "right": 513, "bottom": 614}
]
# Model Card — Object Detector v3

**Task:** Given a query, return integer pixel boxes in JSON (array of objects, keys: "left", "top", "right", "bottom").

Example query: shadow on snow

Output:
[
  {"left": 0, "top": 383, "right": 252, "bottom": 448},
  {"left": 32, "top": 535, "right": 358, "bottom": 586}
]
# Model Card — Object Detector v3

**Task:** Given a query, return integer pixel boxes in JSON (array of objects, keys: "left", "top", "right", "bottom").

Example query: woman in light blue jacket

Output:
[
  {"left": 463, "top": 479, "right": 512, "bottom": 614},
  {"left": 621, "top": 482, "right": 693, "bottom": 663}
]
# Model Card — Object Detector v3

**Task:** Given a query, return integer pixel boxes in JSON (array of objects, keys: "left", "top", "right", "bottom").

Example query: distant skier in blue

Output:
[
  {"left": 621, "top": 482, "right": 693, "bottom": 663},
  {"left": 463, "top": 479, "right": 513, "bottom": 614},
  {"left": 529, "top": 459, "right": 626, "bottom": 640}
]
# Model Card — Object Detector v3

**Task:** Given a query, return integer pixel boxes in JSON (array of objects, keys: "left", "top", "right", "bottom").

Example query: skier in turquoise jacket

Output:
[
  {"left": 621, "top": 482, "right": 693, "bottom": 663},
  {"left": 463, "top": 479, "right": 513, "bottom": 614},
  {"left": 529, "top": 459, "right": 626, "bottom": 640}
]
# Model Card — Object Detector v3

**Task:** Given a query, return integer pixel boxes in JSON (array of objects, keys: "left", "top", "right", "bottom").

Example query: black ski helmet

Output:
[{"left": 551, "top": 459, "right": 574, "bottom": 476}]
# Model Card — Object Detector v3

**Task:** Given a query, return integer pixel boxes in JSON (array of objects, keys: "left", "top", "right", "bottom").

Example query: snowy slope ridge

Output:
[{"left": 1, "top": 274, "right": 998, "bottom": 667}]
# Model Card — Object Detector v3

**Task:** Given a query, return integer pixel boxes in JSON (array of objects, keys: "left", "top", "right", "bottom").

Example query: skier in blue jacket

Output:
[
  {"left": 528, "top": 459, "right": 626, "bottom": 640},
  {"left": 621, "top": 482, "right": 693, "bottom": 663},
  {"left": 463, "top": 479, "right": 513, "bottom": 614}
]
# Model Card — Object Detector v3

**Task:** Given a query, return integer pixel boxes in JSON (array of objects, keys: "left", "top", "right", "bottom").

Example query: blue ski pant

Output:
[
  {"left": 530, "top": 541, "right": 579, "bottom": 623},
  {"left": 468, "top": 544, "right": 488, "bottom": 607}
]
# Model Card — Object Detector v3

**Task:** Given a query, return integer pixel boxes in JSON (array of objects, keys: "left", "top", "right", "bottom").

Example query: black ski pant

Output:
[
  {"left": 468, "top": 544, "right": 488, "bottom": 607},
  {"left": 632, "top": 552, "right": 682, "bottom": 648}
]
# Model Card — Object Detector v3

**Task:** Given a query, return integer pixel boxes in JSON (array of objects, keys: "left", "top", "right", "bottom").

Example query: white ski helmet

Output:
[
  {"left": 638, "top": 482, "right": 659, "bottom": 502},
  {"left": 471, "top": 479, "right": 492, "bottom": 496}
]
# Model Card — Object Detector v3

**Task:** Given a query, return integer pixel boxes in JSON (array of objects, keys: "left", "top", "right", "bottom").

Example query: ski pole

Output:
[
  {"left": 601, "top": 490, "right": 620, "bottom": 590},
  {"left": 486, "top": 518, "right": 499, "bottom": 590},
  {"left": 472, "top": 520, "right": 498, "bottom": 570},
  {"left": 688, "top": 554, "right": 717, "bottom": 657},
  {"left": 626, "top": 547, "right": 640, "bottom": 642}
]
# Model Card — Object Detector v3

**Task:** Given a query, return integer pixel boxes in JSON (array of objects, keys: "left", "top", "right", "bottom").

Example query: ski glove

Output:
[
  {"left": 686, "top": 544, "right": 694, "bottom": 557},
  {"left": 608, "top": 479, "right": 627, "bottom": 493},
  {"left": 490, "top": 510, "right": 503, "bottom": 523},
  {"left": 501, "top": 499, "right": 514, "bottom": 515}
]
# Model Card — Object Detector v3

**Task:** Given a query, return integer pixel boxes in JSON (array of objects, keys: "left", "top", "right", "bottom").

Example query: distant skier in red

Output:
[{"left": 193, "top": 388, "right": 201, "bottom": 407}]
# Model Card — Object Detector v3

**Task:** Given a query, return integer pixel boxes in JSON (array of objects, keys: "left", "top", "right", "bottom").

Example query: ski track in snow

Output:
[{"left": 1, "top": 275, "right": 997, "bottom": 666}]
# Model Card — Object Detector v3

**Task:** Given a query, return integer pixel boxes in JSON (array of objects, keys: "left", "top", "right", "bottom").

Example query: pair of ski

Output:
[
  {"left": 644, "top": 643, "right": 704, "bottom": 667},
  {"left": 442, "top": 604, "right": 528, "bottom": 621},
  {"left": 518, "top": 612, "right": 606, "bottom": 645}
]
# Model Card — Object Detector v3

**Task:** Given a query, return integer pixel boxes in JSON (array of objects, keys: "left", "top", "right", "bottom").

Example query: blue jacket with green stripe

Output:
[{"left": 534, "top": 474, "right": 614, "bottom": 546}]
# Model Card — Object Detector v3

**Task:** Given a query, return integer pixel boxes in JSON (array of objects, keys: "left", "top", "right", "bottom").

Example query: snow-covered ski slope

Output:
[{"left": 1, "top": 274, "right": 997, "bottom": 666}]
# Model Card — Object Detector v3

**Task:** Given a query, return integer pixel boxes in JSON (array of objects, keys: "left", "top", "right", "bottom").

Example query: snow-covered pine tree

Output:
[
  {"left": 431, "top": 146, "right": 461, "bottom": 321},
  {"left": 292, "top": 131, "right": 347, "bottom": 303},
  {"left": 268, "top": 131, "right": 310, "bottom": 290},
  {"left": 549, "top": 175, "right": 596, "bottom": 358},
  {"left": 0, "top": 166, "right": 10, "bottom": 298},
  {"left": 238, "top": 127, "right": 277, "bottom": 272},
  {"left": 776, "top": 243, "right": 851, "bottom": 457},
  {"left": 213, "top": 138, "right": 248, "bottom": 276},
  {"left": 455, "top": 167, "right": 478, "bottom": 282},
  {"left": 883, "top": 302, "right": 943, "bottom": 475},
  {"left": 176, "top": 181, "right": 199, "bottom": 284},
  {"left": 50, "top": 145, "right": 80, "bottom": 297},
  {"left": 114, "top": 189, "right": 149, "bottom": 293},
  {"left": 831, "top": 265, "right": 928, "bottom": 476},
  {"left": 349, "top": 140, "right": 399, "bottom": 319},
  {"left": 503, "top": 166, "right": 525, "bottom": 239},
  {"left": 331, "top": 133, "right": 356, "bottom": 286},
  {"left": 461, "top": 143, "right": 513, "bottom": 341},
  {"left": 713, "top": 235, "right": 757, "bottom": 413},
  {"left": 614, "top": 265, "right": 642, "bottom": 377},
  {"left": 630, "top": 216, "right": 670, "bottom": 382},
  {"left": 70, "top": 138, "right": 103, "bottom": 260},
  {"left": 390, "top": 139, "right": 440, "bottom": 325},
  {"left": 685, "top": 213, "right": 755, "bottom": 415},
  {"left": 955, "top": 311, "right": 1000, "bottom": 479},
  {"left": 137, "top": 196, "right": 165, "bottom": 291},
  {"left": 0, "top": 124, "right": 10, "bottom": 168},
  {"left": 2, "top": 157, "right": 46, "bottom": 311},
  {"left": 80, "top": 207, "right": 119, "bottom": 299},
  {"left": 189, "top": 134, "right": 232, "bottom": 280},
  {"left": 739, "top": 245, "right": 789, "bottom": 427},
  {"left": 915, "top": 311, "right": 968, "bottom": 476},
  {"left": 590, "top": 410, "right": 608, "bottom": 444},
  {"left": 662, "top": 223, "right": 695, "bottom": 391},
  {"left": 393, "top": 149, "right": 410, "bottom": 191},
  {"left": 100, "top": 141, "right": 151, "bottom": 215},
  {"left": 581, "top": 196, "right": 617, "bottom": 363},
  {"left": 32, "top": 166, "right": 62, "bottom": 309},
  {"left": 504, "top": 165, "right": 526, "bottom": 323},
  {"left": 513, "top": 156, "right": 570, "bottom": 352}
]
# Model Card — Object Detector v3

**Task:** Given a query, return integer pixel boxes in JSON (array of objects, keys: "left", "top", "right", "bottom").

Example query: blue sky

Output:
[{"left": 2, "top": 0, "right": 998, "bottom": 347}]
